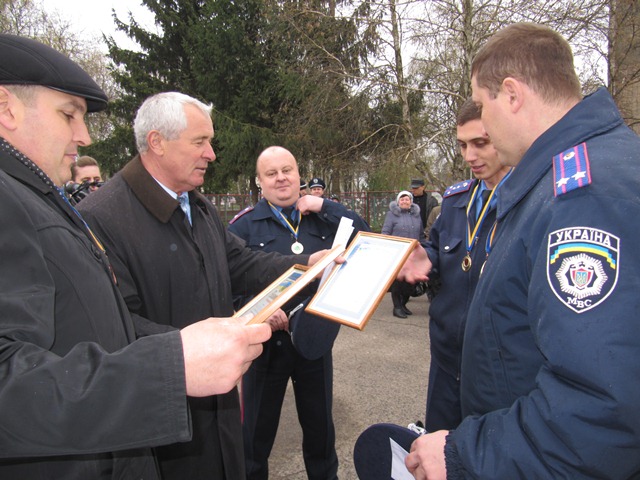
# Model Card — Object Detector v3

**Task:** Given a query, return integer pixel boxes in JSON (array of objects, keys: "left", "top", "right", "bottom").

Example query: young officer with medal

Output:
[
  {"left": 228, "top": 146, "right": 369, "bottom": 480},
  {"left": 422, "top": 98, "right": 511, "bottom": 432}
]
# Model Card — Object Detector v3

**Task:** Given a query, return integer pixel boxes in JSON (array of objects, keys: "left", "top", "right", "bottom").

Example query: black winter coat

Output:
[
  {"left": 79, "top": 156, "right": 301, "bottom": 480},
  {"left": 0, "top": 140, "right": 190, "bottom": 479}
]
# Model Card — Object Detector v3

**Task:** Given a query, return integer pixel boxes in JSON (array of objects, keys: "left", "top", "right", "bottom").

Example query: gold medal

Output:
[
  {"left": 461, "top": 254, "right": 472, "bottom": 272},
  {"left": 291, "top": 241, "right": 304, "bottom": 254}
]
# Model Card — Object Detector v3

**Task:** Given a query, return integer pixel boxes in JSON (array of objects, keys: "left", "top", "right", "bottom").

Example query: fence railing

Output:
[{"left": 204, "top": 191, "right": 440, "bottom": 233}]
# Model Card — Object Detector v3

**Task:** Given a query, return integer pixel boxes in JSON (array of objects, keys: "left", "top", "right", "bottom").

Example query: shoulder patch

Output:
[
  {"left": 228, "top": 205, "right": 254, "bottom": 225},
  {"left": 547, "top": 226, "right": 619, "bottom": 313},
  {"left": 552, "top": 143, "right": 592, "bottom": 197},
  {"left": 443, "top": 180, "right": 474, "bottom": 199}
]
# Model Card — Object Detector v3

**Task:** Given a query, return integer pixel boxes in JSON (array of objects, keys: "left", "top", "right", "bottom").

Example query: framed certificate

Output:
[
  {"left": 306, "top": 232, "right": 417, "bottom": 330},
  {"left": 234, "top": 243, "right": 345, "bottom": 325}
]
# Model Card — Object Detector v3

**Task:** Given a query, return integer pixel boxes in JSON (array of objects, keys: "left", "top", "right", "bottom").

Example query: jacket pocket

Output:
[
  {"left": 439, "top": 234, "right": 463, "bottom": 255},
  {"left": 247, "top": 234, "right": 277, "bottom": 250}
]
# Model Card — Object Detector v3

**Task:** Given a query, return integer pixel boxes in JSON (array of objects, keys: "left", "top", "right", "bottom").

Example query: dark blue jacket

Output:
[
  {"left": 425, "top": 179, "right": 496, "bottom": 379},
  {"left": 446, "top": 88, "right": 640, "bottom": 478}
]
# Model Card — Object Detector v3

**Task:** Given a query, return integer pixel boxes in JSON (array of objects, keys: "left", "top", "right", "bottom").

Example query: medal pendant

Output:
[
  {"left": 480, "top": 261, "right": 486, "bottom": 276},
  {"left": 291, "top": 241, "right": 304, "bottom": 254},
  {"left": 461, "top": 254, "right": 472, "bottom": 272}
]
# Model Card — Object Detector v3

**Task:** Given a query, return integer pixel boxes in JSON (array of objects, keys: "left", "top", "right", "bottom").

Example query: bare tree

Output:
[
  {"left": 407, "top": 0, "right": 610, "bottom": 190},
  {"left": 609, "top": 0, "right": 640, "bottom": 133}
]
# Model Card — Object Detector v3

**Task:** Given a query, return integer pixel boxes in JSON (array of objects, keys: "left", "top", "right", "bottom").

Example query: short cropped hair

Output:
[
  {"left": 133, "top": 92, "right": 213, "bottom": 153},
  {"left": 4, "top": 85, "right": 38, "bottom": 106},
  {"left": 71, "top": 155, "right": 99, "bottom": 180},
  {"left": 471, "top": 23, "right": 582, "bottom": 104},
  {"left": 456, "top": 98, "right": 481, "bottom": 126}
]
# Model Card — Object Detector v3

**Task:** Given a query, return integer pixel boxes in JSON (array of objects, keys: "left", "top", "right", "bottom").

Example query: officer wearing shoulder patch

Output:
[
  {"left": 422, "top": 98, "right": 511, "bottom": 432},
  {"left": 443, "top": 179, "right": 473, "bottom": 198},
  {"left": 228, "top": 205, "right": 254, "bottom": 224},
  {"left": 406, "top": 24, "right": 640, "bottom": 479},
  {"left": 228, "top": 146, "right": 369, "bottom": 480}
]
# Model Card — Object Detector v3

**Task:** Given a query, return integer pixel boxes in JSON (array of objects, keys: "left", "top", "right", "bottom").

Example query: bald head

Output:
[{"left": 256, "top": 146, "right": 300, "bottom": 207}]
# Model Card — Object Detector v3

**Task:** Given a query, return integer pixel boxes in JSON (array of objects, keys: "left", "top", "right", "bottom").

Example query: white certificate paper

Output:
[{"left": 307, "top": 232, "right": 417, "bottom": 330}]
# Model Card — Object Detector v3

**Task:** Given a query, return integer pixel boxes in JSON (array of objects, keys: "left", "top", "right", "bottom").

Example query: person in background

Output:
[
  {"left": 410, "top": 178, "right": 438, "bottom": 230},
  {"left": 229, "top": 146, "right": 370, "bottom": 480},
  {"left": 308, "top": 177, "right": 326, "bottom": 197},
  {"left": 382, "top": 190, "right": 426, "bottom": 318},
  {"left": 423, "top": 97, "right": 511, "bottom": 433},
  {"left": 406, "top": 23, "right": 640, "bottom": 479},
  {"left": 79, "top": 94, "right": 326, "bottom": 480},
  {"left": 0, "top": 33, "right": 271, "bottom": 480},
  {"left": 65, "top": 154, "right": 104, "bottom": 204},
  {"left": 71, "top": 155, "right": 103, "bottom": 190},
  {"left": 300, "top": 178, "right": 308, "bottom": 196},
  {"left": 424, "top": 204, "right": 440, "bottom": 241}
]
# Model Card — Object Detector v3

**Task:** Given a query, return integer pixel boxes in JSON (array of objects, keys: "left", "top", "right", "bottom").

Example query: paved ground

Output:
[{"left": 269, "top": 292, "right": 431, "bottom": 479}]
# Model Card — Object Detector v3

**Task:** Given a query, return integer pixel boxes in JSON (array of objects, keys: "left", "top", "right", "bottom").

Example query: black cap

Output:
[
  {"left": 309, "top": 177, "right": 326, "bottom": 189},
  {"left": 0, "top": 34, "right": 108, "bottom": 112},
  {"left": 300, "top": 179, "right": 308, "bottom": 189},
  {"left": 410, "top": 178, "right": 425, "bottom": 188}
]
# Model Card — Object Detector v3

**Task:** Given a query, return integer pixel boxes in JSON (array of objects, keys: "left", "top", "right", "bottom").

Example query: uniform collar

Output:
[
  {"left": 252, "top": 198, "right": 297, "bottom": 220},
  {"left": 497, "top": 88, "right": 623, "bottom": 220},
  {"left": 450, "top": 179, "right": 479, "bottom": 209}
]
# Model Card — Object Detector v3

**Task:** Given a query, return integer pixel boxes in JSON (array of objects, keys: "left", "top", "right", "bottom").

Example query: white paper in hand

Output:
[{"left": 318, "top": 217, "right": 353, "bottom": 286}]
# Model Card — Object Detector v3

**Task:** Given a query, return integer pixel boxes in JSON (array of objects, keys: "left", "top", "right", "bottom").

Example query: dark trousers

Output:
[
  {"left": 425, "top": 358, "right": 463, "bottom": 432},
  {"left": 391, "top": 281, "right": 413, "bottom": 309},
  {"left": 242, "top": 331, "right": 338, "bottom": 480}
]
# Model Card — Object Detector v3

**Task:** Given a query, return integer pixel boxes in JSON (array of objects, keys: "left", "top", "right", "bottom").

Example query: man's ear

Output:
[
  {"left": 0, "top": 86, "right": 20, "bottom": 131},
  {"left": 147, "top": 130, "right": 164, "bottom": 154},
  {"left": 501, "top": 77, "right": 525, "bottom": 113}
]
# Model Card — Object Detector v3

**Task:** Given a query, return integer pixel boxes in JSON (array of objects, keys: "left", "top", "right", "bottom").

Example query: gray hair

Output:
[{"left": 133, "top": 92, "right": 213, "bottom": 153}]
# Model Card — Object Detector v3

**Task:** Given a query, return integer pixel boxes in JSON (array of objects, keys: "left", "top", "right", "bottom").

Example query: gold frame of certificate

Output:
[
  {"left": 233, "top": 243, "right": 345, "bottom": 325},
  {"left": 306, "top": 231, "right": 418, "bottom": 330}
]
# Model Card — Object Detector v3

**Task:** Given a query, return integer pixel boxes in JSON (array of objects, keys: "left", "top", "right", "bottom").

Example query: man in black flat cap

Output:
[
  {"left": 410, "top": 178, "right": 437, "bottom": 231},
  {"left": 0, "top": 34, "right": 275, "bottom": 480}
]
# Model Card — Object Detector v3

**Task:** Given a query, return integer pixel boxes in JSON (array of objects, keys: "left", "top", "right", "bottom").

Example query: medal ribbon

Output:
[
  {"left": 464, "top": 170, "right": 512, "bottom": 262},
  {"left": 485, "top": 220, "right": 498, "bottom": 256},
  {"left": 268, "top": 201, "right": 301, "bottom": 241},
  {"left": 465, "top": 185, "right": 495, "bottom": 256},
  {"left": 58, "top": 188, "right": 106, "bottom": 253}
]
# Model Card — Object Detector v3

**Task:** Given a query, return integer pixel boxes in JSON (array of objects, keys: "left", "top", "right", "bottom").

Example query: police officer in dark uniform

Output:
[
  {"left": 308, "top": 177, "right": 326, "bottom": 197},
  {"left": 229, "top": 146, "right": 369, "bottom": 480},
  {"left": 424, "top": 98, "right": 511, "bottom": 432},
  {"left": 407, "top": 24, "right": 640, "bottom": 478}
]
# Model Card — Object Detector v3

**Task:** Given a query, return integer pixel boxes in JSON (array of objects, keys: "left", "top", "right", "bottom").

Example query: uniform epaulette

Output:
[
  {"left": 228, "top": 205, "right": 254, "bottom": 225},
  {"left": 443, "top": 180, "right": 474, "bottom": 199},
  {"left": 552, "top": 142, "right": 592, "bottom": 197}
]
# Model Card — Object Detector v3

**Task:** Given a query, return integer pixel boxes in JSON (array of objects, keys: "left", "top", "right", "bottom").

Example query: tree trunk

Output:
[{"left": 609, "top": 0, "right": 640, "bottom": 133}]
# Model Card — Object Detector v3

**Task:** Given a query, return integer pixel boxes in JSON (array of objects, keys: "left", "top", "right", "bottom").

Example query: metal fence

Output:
[{"left": 204, "top": 191, "right": 440, "bottom": 232}]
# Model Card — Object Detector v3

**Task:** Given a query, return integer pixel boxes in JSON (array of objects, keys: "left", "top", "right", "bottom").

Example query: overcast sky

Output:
[{"left": 41, "top": 0, "right": 156, "bottom": 49}]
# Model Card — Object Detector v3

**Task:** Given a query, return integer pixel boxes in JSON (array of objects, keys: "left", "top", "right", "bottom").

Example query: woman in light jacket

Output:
[{"left": 382, "top": 190, "right": 426, "bottom": 318}]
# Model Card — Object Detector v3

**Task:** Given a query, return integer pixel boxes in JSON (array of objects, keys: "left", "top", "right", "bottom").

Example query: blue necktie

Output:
[
  {"left": 178, "top": 193, "right": 192, "bottom": 225},
  {"left": 476, "top": 189, "right": 492, "bottom": 220}
]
